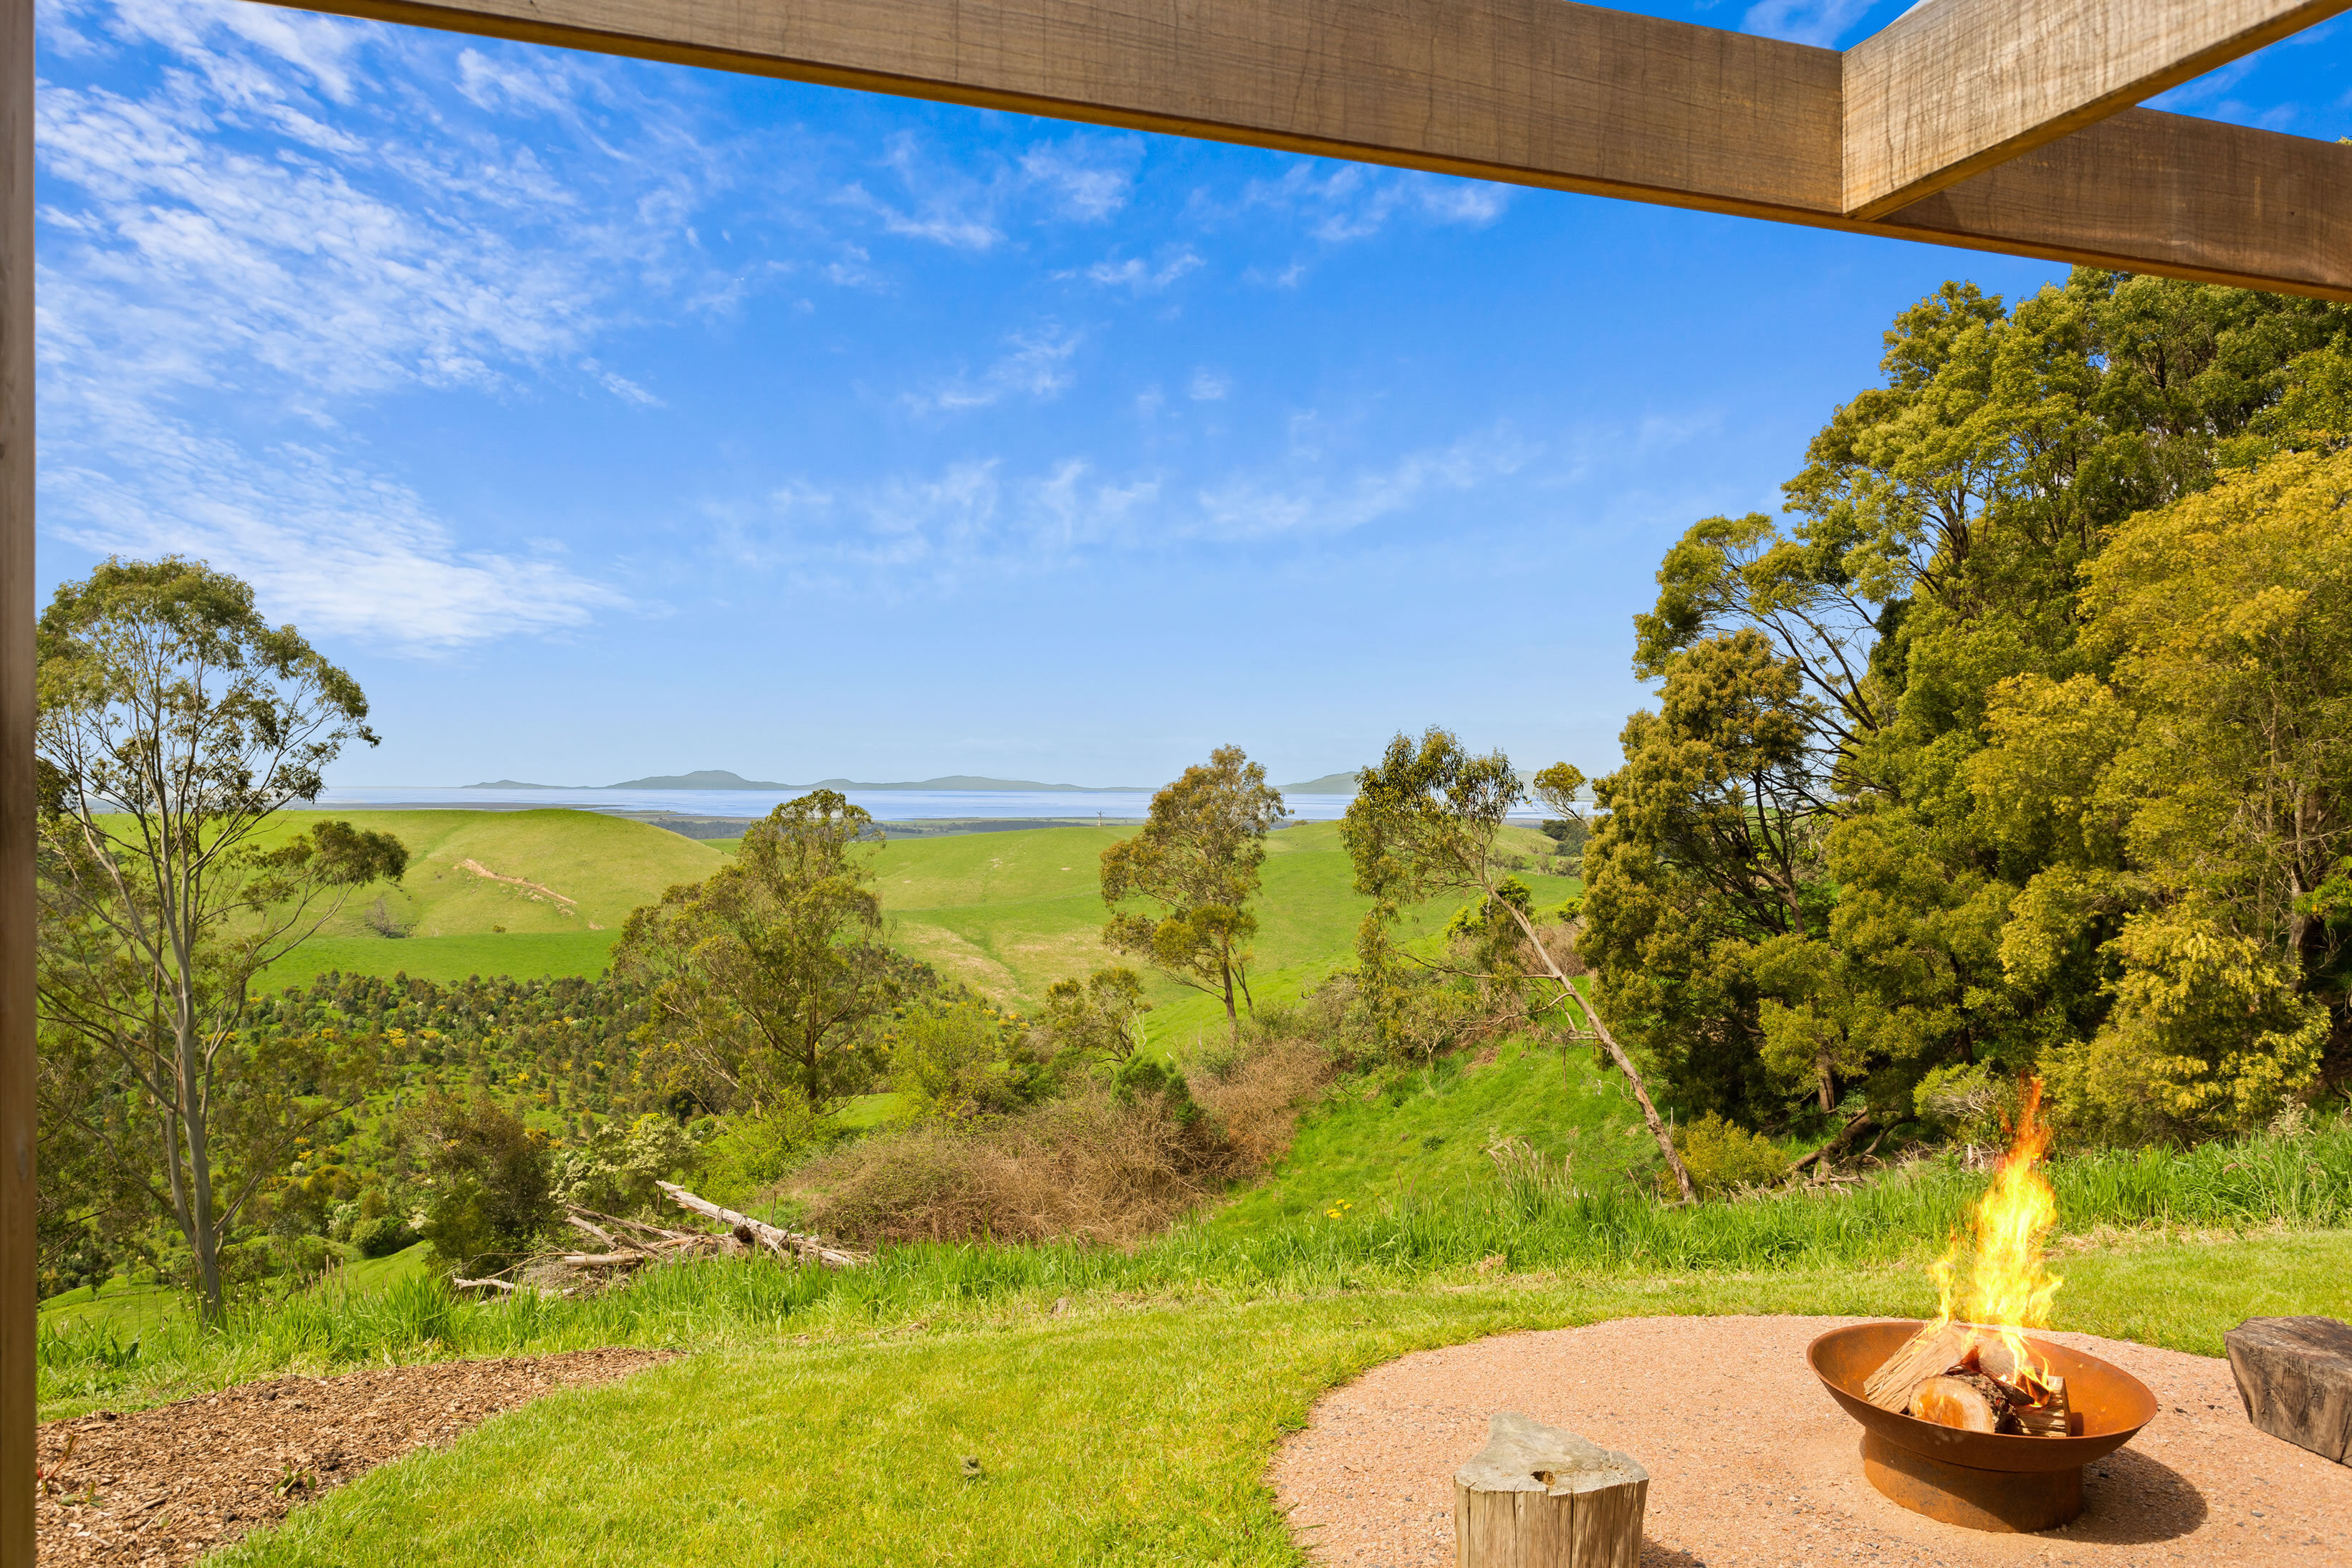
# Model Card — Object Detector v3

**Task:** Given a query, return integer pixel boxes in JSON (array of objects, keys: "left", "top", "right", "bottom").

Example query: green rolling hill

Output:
[{"left": 250, "top": 810, "right": 1576, "bottom": 1050}]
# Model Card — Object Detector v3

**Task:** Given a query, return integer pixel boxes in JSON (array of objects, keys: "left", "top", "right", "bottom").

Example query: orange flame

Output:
[{"left": 1931, "top": 1078, "right": 2063, "bottom": 1380}]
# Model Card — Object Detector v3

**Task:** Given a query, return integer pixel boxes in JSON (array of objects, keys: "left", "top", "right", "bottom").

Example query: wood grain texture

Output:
[
  {"left": 1881, "top": 107, "right": 2352, "bottom": 301},
  {"left": 253, "top": 0, "right": 2352, "bottom": 301},
  {"left": 1844, "top": 0, "right": 2351, "bottom": 218},
  {"left": 2226, "top": 1316, "right": 2352, "bottom": 1466},
  {"left": 0, "top": 0, "right": 32, "bottom": 1557},
  {"left": 1454, "top": 1410, "right": 1647, "bottom": 1568}
]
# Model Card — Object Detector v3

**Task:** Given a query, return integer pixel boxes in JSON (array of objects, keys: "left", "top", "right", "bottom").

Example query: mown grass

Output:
[
  {"left": 39, "top": 1120, "right": 2352, "bottom": 1420},
  {"left": 196, "top": 1228, "right": 2352, "bottom": 1567}
]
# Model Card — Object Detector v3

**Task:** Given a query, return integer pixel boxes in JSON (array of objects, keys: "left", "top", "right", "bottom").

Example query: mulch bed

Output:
[{"left": 35, "top": 1347, "right": 672, "bottom": 1565}]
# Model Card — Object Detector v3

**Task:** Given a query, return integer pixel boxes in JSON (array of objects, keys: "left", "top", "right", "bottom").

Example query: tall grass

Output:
[{"left": 39, "top": 1121, "right": 2352, "bottom": 1414}]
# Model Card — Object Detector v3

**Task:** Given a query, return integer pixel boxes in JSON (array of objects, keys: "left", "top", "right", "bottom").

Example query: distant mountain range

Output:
[{"left": 464, "top": 766, "right": 1363, "bottom": 794}]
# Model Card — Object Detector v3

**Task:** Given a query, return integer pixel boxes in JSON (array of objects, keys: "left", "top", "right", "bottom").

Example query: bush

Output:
[
  {"left": 350, "top": 1214, "right": 418, "bottom": 1259},
  {"left": 1186, "top": 1038, "right": 1335, "bottom": 1170},
  {"left": 891, "top": 1000, "right": 1045, "bottom": 1119},
  {"left": 413, "top": 1093, "right": 556, "bottom": 1275},
  {"left": 1671, "top": 1112, "right": 1790, "bottom": 1198},
  {"left": 552, "top": 1114, "right": 706, "bottom": 1216}
]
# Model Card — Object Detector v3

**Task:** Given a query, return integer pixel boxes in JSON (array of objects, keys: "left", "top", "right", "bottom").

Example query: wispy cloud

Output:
[
  {"left": 1211, "top": 163, "right": 1513, "bottom": 244},
  {"left": 903, "top": 327, "right": 1083, "bottom": 413},
  {"left": 34, "top": 0, "right": 719, "bottom": 647},
  {"left": 1742, "top": 0, "right": 1877, "bottom": 47},
  {"left": 1188, "top": 369, "right": 1229, "bottom": 402},
  {"left": 1083, "top": 250, "right": 1203, "bottom": 293}
]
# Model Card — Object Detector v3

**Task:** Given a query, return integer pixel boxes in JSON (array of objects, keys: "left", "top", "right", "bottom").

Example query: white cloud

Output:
[
  {"left": 1188, "top": 369, "right": 1229, "bottom": 402},
  {"left": 1020, "top": 136, "right": 1142, "bottom": 221},
  {"left": 1084, "top": 249, "right": 1204, "bottom": 294},
  {"left": 1742, "top": 0, "right": 1876, "bottom": 47},
  {"left": 1218, "top": 163, "right": 1514, "bottom": 244},
  {"left": 903, "top": 327, "right": 1082, "bottom": 414},
  {"left": 32, "top": 1, "right": 726, "bottom": 648},
  {"left": 1191, "top": 428, "right": 1532, "bottom": 541}
]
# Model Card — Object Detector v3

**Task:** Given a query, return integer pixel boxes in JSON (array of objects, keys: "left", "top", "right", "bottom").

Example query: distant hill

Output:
[
  {"left": 464, "top": 779, "right": 569, "bottom": 789},
  {"left": 809, "top": 775, "right": 1150, "bottom": 792},
  {"left": 605, "top": 769, "right": 797, "bottom": 789},
  {"left": 1280, "top": 772, "right": 1360, "bottom": 795}
]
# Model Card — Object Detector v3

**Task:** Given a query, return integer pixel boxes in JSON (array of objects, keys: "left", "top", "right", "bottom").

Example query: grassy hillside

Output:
[
  {"left": 254, "top": 810, "right": 722, "bottom": 988},
  {"left": 874, "top": 819, "right": 1578, "bottom": 1044}
]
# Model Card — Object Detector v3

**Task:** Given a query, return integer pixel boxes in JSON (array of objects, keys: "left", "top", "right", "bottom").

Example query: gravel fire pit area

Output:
[{"left": 1272, "top": 1316, "right": 2352, "bottom": 1567}]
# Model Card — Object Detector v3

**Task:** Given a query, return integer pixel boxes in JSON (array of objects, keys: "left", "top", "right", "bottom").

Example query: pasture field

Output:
[
  {"left": 258, "top": 812, "right": 1577, "bottom": 1051},
  {"left": 252, "top": 810, "right": 721, "bottom": 987}
]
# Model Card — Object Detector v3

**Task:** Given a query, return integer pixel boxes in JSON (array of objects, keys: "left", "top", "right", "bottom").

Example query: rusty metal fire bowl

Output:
[{"left": 1808, "top": 1322, "right": 2158, "bottom": 1534}]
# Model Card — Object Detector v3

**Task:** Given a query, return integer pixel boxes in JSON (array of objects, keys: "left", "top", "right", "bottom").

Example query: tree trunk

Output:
[
  {"left": 1220, "top": 966, "right": 1237, "bottom": 1042},
  {"left": 1501, "top": 903, "right": 1697, "bottom": 1203},
  {"left": 1817, "top": 1060, "right": 1835, "bottom": 1113},
  {"left": 175, "top": 1014, "right": 224, "bottom": 1322},
  {"left": 1454, "top": 1410, "right": 1647, "bottom": 1568}
]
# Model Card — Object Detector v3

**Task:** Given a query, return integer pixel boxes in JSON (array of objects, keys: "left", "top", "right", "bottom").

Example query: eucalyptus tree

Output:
[
  {"left": 615, "top": 790, "right": 909, "bottom": 1113},
  {"left": 1099, "top": 746, "right": 1285, "bottom": 1041},
  {"left": 1343, "top": 728, "right": 1696, "bottom": 1201},
  {"left": 35, "top": 557, "right": 406, "bottom": 1317}
]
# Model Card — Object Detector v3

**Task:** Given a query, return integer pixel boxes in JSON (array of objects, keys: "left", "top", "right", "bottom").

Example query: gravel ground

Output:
[
  {"left": 34, "top": 1347, "right": 671, "bottom": 1566},
  {"left": 1272, "top": 1315, "right": 2352, "bottom": 1567}
]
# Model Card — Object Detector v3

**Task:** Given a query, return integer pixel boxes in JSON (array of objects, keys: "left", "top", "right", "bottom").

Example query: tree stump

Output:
[
  {"left": 2226, "top": 1316, "right": 2352, "bottom": 1465},
  {"left": 1454, "top": 1410, "right": 1647, "bottom": 1568}
]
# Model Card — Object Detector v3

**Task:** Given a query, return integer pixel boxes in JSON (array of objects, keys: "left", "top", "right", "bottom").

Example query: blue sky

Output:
[{"left": 32, "top": 0, "right": 2351, "bottom": 789}]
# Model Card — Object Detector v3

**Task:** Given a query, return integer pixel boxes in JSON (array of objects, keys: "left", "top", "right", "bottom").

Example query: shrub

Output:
[
  {"left": 1186, "top": 1038, "right": 1335, "bottom": 1171},
  {"left": 891, "top": 1000, "right": 1044, "bottom": 1120},
  {"left": 413, "top": 1093, "right": 556, "bottom": 1275},
  {"left": 552, "top": 1114, "right": 706, "bottom": 1216},
  {"left": 1671, "top": 1112, "right": 1790, "bottom": 1198},
  {"left": 350, "top": 1214, "right": 418, "bottom": 1259}
]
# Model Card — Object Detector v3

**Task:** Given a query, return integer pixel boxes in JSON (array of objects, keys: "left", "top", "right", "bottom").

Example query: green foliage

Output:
[
  {"left": 615, "top": 792, "right": 917, "bottom": 1115},
  {"left": 349, "top": 1215, "right": 418, "bottom": 1259},
  {"left": 1583, "top": 270, "right": 2352, "bottom": 1139},
  {"left": 890, "top": 1001, "right": 1042, "bottom": 1120},
  {"left": 34, "top": 555, "right": 407, "bottom": 1317},
  {"left": 1100, "top": 745, "right": 1285, "bottom": 1036},
  {"left": 414, "top": 1095, "right": 557, "bottom": 1276},
  {"left": 1039, "top": 967, "right": 1150, "bottom": 1071},
  {"left": 1669, "top": 1112, "right": 1790, "bottom": 1197},
  {"left": 550, "top": 1115, "right": 705, "bottom": 1217}
]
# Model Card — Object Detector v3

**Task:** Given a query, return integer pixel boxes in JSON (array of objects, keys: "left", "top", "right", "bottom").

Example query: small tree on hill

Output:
[
  {"left": 34, "top": 557, "right": 408, "bottom": 1317},
  {"left": 615, "top": 790, "right": 909, "bottom": 1113},
  {"left": 1343, "top": 727, "right": 1696, "bottom": 1202},
  {"left": 1100, "top": 746, "right": 1285, "bottom": 1042}
]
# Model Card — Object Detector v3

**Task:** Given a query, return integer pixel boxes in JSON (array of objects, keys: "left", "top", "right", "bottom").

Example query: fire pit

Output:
[{"left": 1810, "top": 1321, "right": 2157, "bottom": 1531}]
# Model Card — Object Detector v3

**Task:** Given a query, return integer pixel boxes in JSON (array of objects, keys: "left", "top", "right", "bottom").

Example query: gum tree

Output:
[{"left": 35, "top": 557, "right": 407, "bottom": 1318}]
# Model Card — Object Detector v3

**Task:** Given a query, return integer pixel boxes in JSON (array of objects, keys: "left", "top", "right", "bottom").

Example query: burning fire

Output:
[
  {"left": 1932, "top": 1077, "right": 2063, "bottom": 1380},
  {"left": 1862, "top": 1079, "right": 2074, "bottom": 1435}
]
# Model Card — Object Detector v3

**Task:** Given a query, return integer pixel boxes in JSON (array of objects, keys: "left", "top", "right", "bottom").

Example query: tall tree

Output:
[
  {"left": 1587, "top": 269, "right": 2352, "bottom": 1143},
  {"left": 34, "top": 557, "right": 407, "bottom": 1317},
  {"left": 615, "top": 791, "right": 908, "bottom": 1112},
  {"left": 1343, "top": 728, "right": 1696, "bottom": 1201},
  {"left": 1099, "top": 745, "right": 1285, "bottom": 1040}
]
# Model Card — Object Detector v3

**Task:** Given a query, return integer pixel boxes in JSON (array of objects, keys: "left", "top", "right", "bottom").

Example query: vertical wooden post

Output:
[{"left": 0, "top": 0, "right": 32, "bottom": 1559}]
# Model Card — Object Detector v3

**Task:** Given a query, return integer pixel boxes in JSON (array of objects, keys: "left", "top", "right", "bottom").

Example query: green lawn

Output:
[
  {"left": 37, "top": 1244, "right": 433, "bottom": 1337},
  {"left": 211, "top": 1228, "right": 2352, "bottom": 1568}
]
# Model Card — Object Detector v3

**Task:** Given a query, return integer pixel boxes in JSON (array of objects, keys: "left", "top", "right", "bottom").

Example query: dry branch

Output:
[{"left": 656, "top": 1181, "right": 868, "bottom": 1269}]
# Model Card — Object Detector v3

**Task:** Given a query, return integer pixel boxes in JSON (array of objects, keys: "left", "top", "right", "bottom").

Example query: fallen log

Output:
[
  {"left": 565, "top": 1213, "right": 621, "bottom": 1250},
  {"left": 656, "top": 1181, "right": 867, "bottom": 1269},
  {"left": 1791, "top": 1110, "right": 1878, "bottom": 1178},
  {"left": 570, "top": 1205, "right": 700, "bottom": 1245},
  {"left": 556, "top": 1251, "right": 651, "bottom": 1268}
]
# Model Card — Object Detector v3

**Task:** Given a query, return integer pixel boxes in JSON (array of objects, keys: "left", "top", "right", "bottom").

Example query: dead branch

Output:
[{"left": 656, "top": 1181, "right": 868, "bottom": 1269}]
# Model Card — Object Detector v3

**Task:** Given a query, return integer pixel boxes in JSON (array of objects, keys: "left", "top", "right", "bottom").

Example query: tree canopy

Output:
[{"left": 1579, "top": 268, "right": 2352, "bottom": 1145}]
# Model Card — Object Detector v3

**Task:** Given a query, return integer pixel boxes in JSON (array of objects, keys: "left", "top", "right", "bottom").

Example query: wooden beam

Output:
[
  {"left": 1845, "top": 0, "right": 2352, "bottom": 219},
  {"left": 0, "top": 0, "right": 32, "bottom": 1558},
  {"left": 253, "top": 0, "right": 2352, "bottom": 302}
]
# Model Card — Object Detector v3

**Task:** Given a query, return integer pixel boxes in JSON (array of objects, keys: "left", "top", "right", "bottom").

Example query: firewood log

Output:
[
  {"left": 1454, "top": 1411, "right": 1647, "bottom": 1568},
  {"left": 1864, "top": 1323, "right": 1972, "bottom": 1411},
  {"left": 2014, "top": 1377, "right": 2070, "bottom": 1437},
  {"left": 1908, "top": 1374, "right": 2006, "bottom": 1433},
  {"left": 2225, "top": 1316, "right": 2352, "bottom": 1464}
]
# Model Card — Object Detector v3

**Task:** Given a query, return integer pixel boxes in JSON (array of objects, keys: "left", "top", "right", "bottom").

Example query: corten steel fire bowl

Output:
[{"left": 1808, "top": 1321, "right": 2159, "bottom": 1534}]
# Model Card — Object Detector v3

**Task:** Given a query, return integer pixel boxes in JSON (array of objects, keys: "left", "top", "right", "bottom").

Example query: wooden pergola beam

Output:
[
  {"left": 1845, "top": 0, "right": 2352, "bottom": 219},
  {"left": 255, "top": 0, "right": 2352, "bottom": 301}
]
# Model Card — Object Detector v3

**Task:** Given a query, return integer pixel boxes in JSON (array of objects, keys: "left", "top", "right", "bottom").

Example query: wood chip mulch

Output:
[{"left": 34, "top": 1347, "right": 672, "bottom": 1566}]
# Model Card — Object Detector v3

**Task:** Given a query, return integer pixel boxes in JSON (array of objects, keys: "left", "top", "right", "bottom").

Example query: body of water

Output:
[{"left": 310, "top": 785, "right": 1512, "bottom": 824}]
